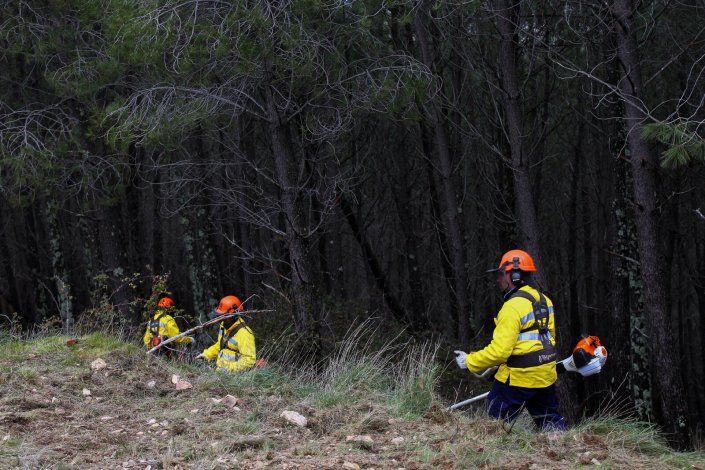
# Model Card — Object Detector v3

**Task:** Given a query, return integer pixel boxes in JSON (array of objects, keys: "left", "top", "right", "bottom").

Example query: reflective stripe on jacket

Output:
[
  {"left": 202, "top": 318, "right": 256, "bottom": 373},
  {"left": 142, "top": 310, "right": 192, "bottom": 346},
  {"left": 466, "top": 285, "right": 557, "bottom": 388}
]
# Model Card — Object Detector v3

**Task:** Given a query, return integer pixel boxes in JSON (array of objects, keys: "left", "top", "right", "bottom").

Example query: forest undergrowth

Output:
[{"left": 1, "top": 325, "right": 705, "bottom": 469}]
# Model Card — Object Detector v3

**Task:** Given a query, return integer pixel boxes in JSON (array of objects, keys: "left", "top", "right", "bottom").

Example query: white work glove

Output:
[
  {"left": 577, "top": 357, "right": 602, "bottom": 377},
  {"left": 559, "top": 355, "right": 578, "bottom": 373},
  {"left": 453, "top": 350, "right": 468, "bottom": 370},
  {"left": 195, "top": 353, "right": 207, "bottom": 361}
]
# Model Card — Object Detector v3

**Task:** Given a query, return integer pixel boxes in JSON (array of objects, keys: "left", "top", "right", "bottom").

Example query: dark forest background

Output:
[{"left": 2, "top": 0, "right": 705, "bottom": 447}]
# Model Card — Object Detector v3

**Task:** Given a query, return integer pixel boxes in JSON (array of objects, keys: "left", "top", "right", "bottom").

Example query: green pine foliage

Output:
[{"left": 642, "top": 122, "right": 705, "bottom": 168}]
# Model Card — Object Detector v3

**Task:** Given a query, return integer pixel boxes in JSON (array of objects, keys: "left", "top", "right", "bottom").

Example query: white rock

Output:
[
  {"left": 82, "top": 388, "right": 91, "bottom": 396},
  {"left": 90, "top": 358, "right": 107, "bottom": 371},
  {"left": 280, "top": 410, "right": 307, "bottom": 427},
  {"left": 146, "top": 380, "right": 156, "bottom": 389},
  {"left": 219, "top": 395, "right": 239, "bottom": 408},
  {"left": 342, "top": 462, "right": 360, "bottom": 470},
  {"left": 346, "top": 435, "right": 374, "bottom": 448},
  {"left": 391, "top": 437, "right": 404, "bottom": 444},
  {"left": 171, "top": 374, "right": 179, "bottom": 384},
  {"left": 175, "top": 380, "right": 192, "bottom": 390}
]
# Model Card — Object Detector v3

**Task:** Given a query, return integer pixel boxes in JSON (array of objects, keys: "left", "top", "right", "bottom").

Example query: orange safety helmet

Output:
[
  {"left": 157, "top": 297, "right": 175, "bottom": 309},
  {"left": 214, "top": 295, "right": 244, "bottom": 314},
  {"left": 487, "top": 249, "right": 537, "bottom": 273}
]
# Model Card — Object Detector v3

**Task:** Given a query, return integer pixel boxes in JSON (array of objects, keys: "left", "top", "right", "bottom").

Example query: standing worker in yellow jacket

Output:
[
  {"left": 143, "top": 296, "right": 194, "bottom": 352},
  {"left": 196, "top": 295, "right": 256, "bottom": 373},
  {"left": 454, "top": 249, "right": 566, "bottom": 431}
]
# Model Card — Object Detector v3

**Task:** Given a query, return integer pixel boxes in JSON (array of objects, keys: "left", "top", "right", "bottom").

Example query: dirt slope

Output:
[{"left": 1, "top": 334, "right": 703, "bottom": 469}]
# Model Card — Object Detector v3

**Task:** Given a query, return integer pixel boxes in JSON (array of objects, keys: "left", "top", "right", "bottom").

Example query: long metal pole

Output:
[{"left": 449, "top": 391, "right": 489, "bottom": 410}]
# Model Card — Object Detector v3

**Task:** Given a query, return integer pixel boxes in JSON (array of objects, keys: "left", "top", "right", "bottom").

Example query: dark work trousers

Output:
[{"left": 486, "top": 379, "right": 567, "bottom": 431}]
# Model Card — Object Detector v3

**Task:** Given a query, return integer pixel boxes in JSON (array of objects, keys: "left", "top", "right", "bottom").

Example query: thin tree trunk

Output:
[
  {"left": 495, "top": 0, "right": 546, "bottom": 287},
  {"left": 265, "top": 82, "right": 318, "bottom": 335},
  {"left": 97, "top": 203, "right": 134, "bottom": 324},
  {"left": 339, "top": 195, "right": 423, "bottom": 335},
  {"left": 612, "top": 0, "right": 690, "bottom": 447},
  {"left": 414, "top": 11, "right": 469, "bottom": 342}
]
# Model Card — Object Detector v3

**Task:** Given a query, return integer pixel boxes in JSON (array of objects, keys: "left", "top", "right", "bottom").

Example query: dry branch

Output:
[{"left": 146, "top": 309, "right": 273, "bottom": 355}]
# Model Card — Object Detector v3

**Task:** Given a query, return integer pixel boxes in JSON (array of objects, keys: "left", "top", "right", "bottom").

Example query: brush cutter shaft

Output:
[{"left": 449, "top": 392, "right": 490, "bottom": 410}]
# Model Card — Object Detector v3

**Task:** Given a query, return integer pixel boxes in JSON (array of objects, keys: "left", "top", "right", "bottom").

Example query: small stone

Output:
[
  {"left": 55, "top": 408, "right": 66, "bottom": 414},
  {"left": 175, "top": 380, "right": 192, "bottom": 391},
  {"left": 90, "top": 358, "right": 107, "bottom": 371},
  {"left": 391, "top": 437, "right": 404, "bottom": 444},
  {"left": 100, "top": 416, "right": 114, "bottom": 421},
  {"left": 280, "top": 410, "right": 307, "bottom": 427},
  {"left": 171, "top": 374, "right": 179, "bottom": 384},
  {"left": 591, "top": 458, "right": 601, "bottom": 466},
  {"left": 146, "top": 380, "right": 156, "bottom": 389},
  {"left": 147, "top": 419, "right": 157, "bottom": 425},
  {"left": 342, "top": 462, "right": 360, "bottom": 470},
  {"left": 51, "top": 397, "right": 59, "bottom": 404},
  {"left": 346, "top": 435, "right": 374, "bottom": 449},
  {"left": 219, "top": 394, "right": 239, "bottom": 408},
  {"left": 82, "top": 388, "right": 91, "bottom": 396}
]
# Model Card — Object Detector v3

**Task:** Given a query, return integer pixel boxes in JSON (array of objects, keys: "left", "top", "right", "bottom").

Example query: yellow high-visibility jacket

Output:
[
  {"left": 142, "top": 309, "right": 193, "bottom": 346},
  {"left": 466, "top": 285, "right": 557, "bottom": 388},
  {"left": 202, "top": 317, "right": 256, "bottom": 373}
]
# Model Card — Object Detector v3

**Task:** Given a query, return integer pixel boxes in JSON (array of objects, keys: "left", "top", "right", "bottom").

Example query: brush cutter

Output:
[{"left": 449, "top": 335, "right": 608, "bottom": 411}]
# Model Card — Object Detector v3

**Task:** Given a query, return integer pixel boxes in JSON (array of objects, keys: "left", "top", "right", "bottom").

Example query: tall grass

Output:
[
  {"left": 388, "top": 341, "right": 440, "bottom": 418},
  {"left": 276, "top": 319, "right": 442, "bottom": 416}
]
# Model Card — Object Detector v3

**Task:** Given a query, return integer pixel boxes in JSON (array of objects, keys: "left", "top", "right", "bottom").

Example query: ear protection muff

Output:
[{"left": 510, "top": 257, "right": 522, "bottom": 283}]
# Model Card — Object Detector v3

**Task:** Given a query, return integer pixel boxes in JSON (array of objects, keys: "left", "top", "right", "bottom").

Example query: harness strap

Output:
[
  {"left": 505, "top": 289, "right": 556, "bottom": 369},
  {"left": 506, "top": 346, "right": 557, "bottom": 368},
  {"left": 149, "top": 311, "right": 169, "bottom": 338},
  {"left": 219, "top": 320, "right": 246, "bottom": 357}
]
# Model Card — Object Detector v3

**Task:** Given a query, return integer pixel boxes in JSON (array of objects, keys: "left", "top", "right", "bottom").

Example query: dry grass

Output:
[{"left": 1, "top": 331, "right": 704, "bottom": 469}]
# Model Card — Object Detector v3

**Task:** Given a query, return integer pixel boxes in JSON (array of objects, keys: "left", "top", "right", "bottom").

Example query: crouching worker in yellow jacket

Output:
[
  {"left": 196, "top": 295, "right": 256, "bottom": 373},
  {"left": 143, "top": 296, "right": 194, "bottom": 355}
]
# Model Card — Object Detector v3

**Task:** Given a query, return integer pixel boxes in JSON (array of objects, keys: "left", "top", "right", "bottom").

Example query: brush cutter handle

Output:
[{"left": 473, "top": 367, "right": 498, "bottom": 379}]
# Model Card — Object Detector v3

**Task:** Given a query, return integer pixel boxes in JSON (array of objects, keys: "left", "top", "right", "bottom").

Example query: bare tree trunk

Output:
[
  {"left": 339, "top": 195, "right": 423, "bottom": 334},
  {"left": 414, "top": 12, "right": 469, "bottom": 342},
  {"left": 97, "top": 203, "right": 134, "bottom": 324},
  {"left": 495, "top": 0, "right": 546, "bottom": 287},
  {"left": 45, "top": 199, "right": 73, "bottom": 332},
  {"left": 265, "top": 83, "right": 318, "bottom": 335},
  {"left": 612, "top": 0, "right": 690, "bottom": 447}
]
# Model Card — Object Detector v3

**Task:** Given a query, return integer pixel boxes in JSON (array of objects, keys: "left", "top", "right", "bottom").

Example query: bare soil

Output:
[{"left": 1, "top": 336, "right": 703, "bottom": 469}]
